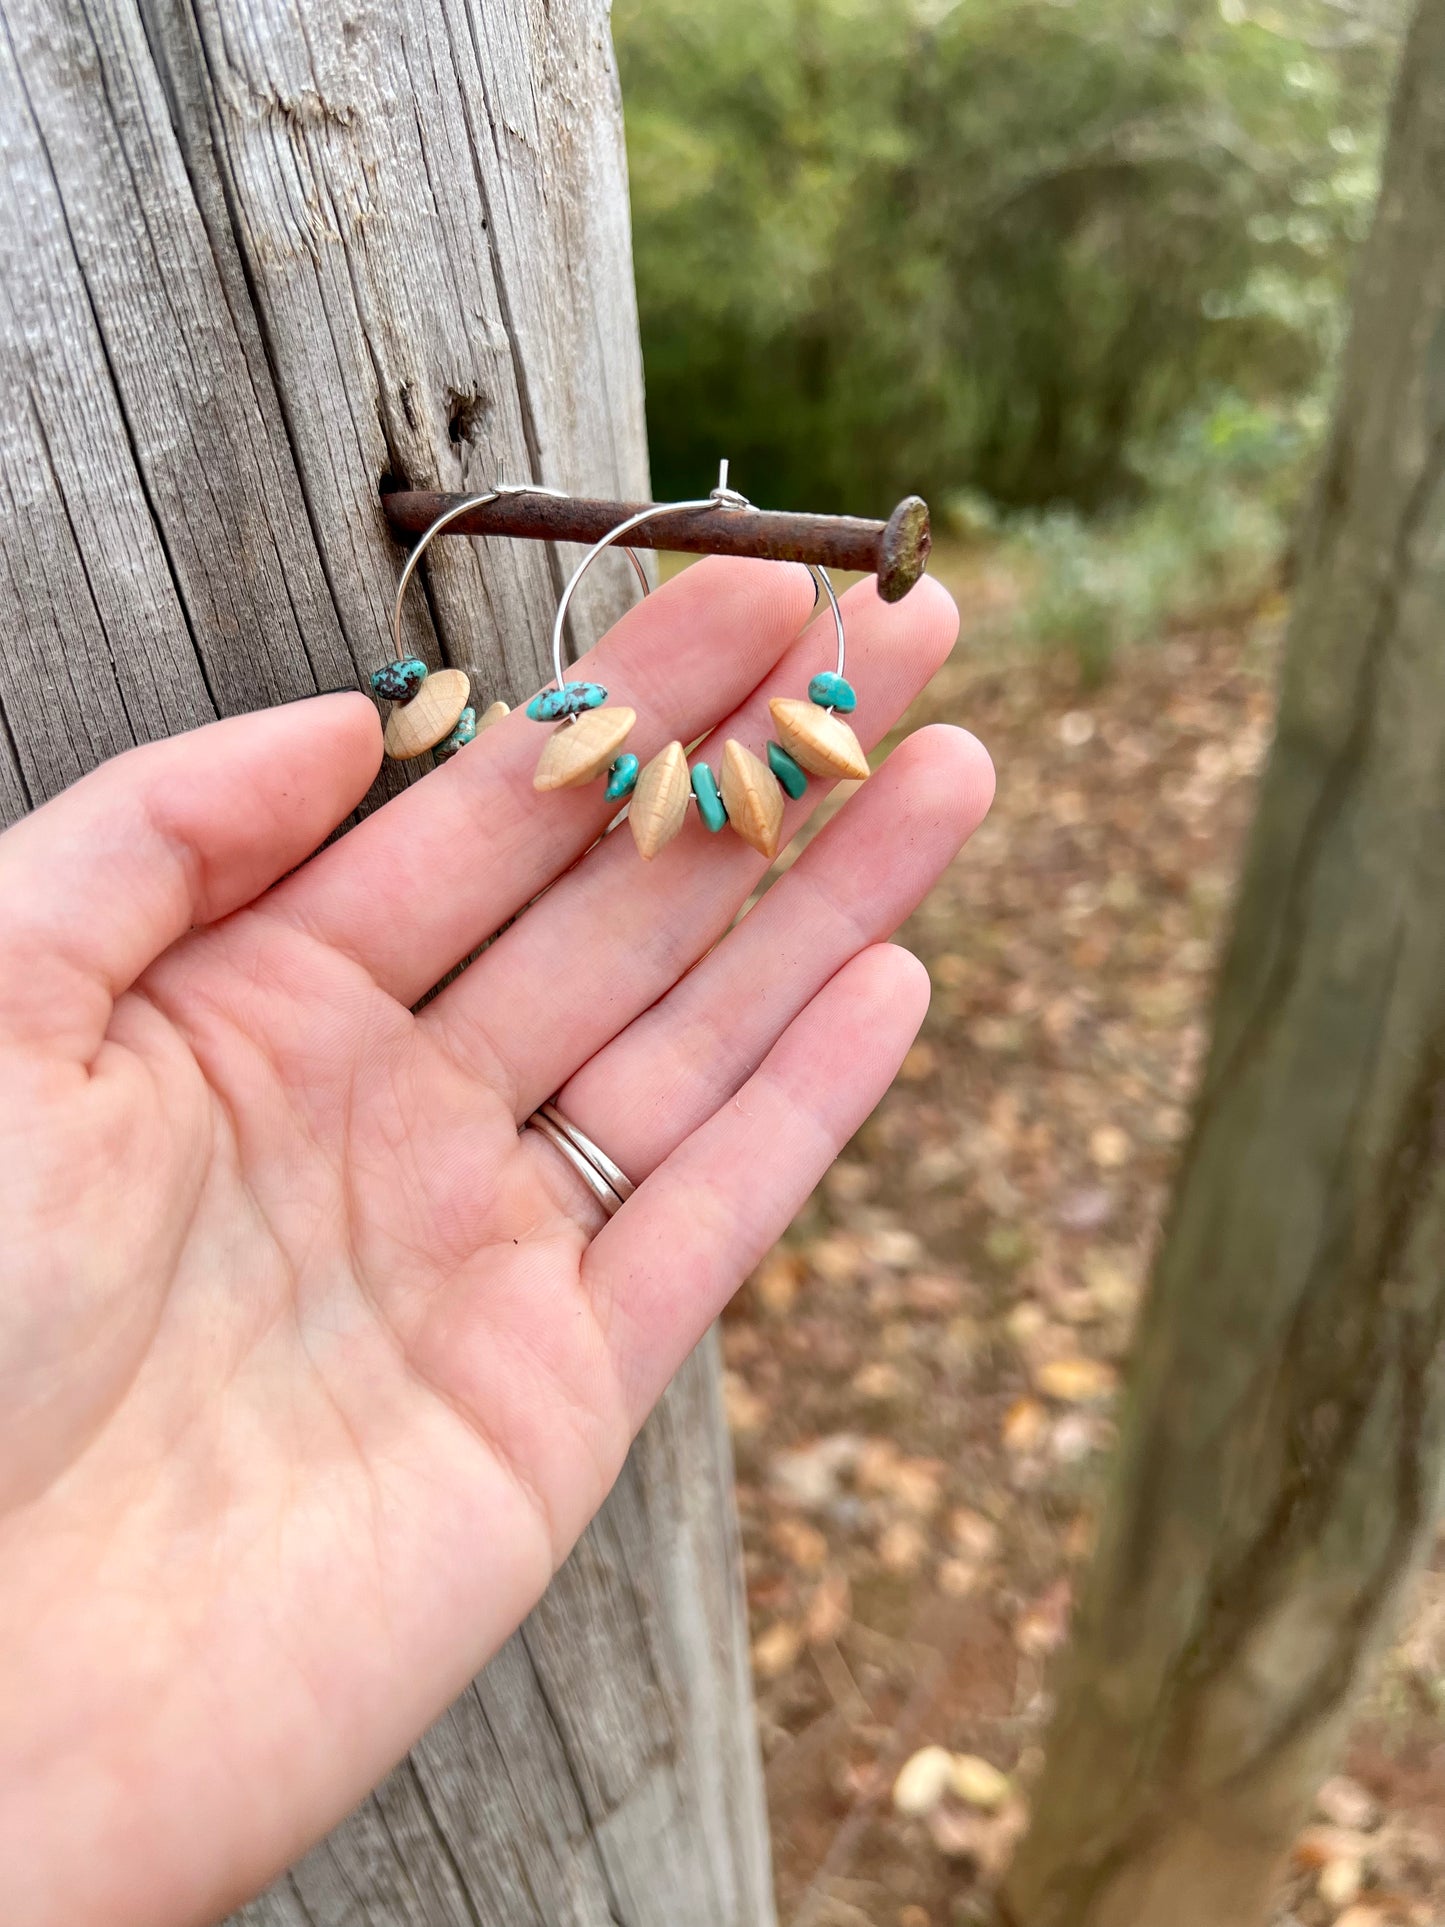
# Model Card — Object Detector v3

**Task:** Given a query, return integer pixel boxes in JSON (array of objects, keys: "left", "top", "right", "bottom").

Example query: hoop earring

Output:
[
  {"left": 375, "top": 484, "right": 648, "bottom": 763},
  {"left": 535, "top": 475, "right": 868, "bottom": 861}
]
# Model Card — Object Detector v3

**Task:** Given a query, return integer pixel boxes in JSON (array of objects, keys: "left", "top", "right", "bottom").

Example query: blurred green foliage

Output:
[{"left": 614, "top": 0, "right": 1396, "bottom": 519}]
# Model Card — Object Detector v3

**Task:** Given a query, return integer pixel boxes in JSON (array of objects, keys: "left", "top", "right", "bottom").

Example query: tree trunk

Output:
[
  {"left": 1002, "top": 7, "right": 1445, "bottom": 1924},
  {"left": 0, "top": 2, "right": 776, "bottom": 1921}
]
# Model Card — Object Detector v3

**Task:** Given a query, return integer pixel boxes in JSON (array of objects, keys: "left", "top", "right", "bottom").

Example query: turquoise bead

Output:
[
  {"left": 605, "top": 753, "right": 640, "bottom": 800},
  {"left": 691, "top": 761, "right": 727, "bottom": 831},
  {"left": 767, "top": 741, "right": 808, "bottom": 799},
  {"left": 808, "top": 671, "right": 856, "bottom": 712},
  {"left": 526, "top": 681, "right": 608, "bottom": 722},
  {"left": 370, "top": 658, "right": 428, "bottom": 703},
  {"left": 435, "top": 705, "right": 477, "bottom": 761}
]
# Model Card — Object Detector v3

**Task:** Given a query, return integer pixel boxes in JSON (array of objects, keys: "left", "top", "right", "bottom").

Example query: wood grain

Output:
[
  {"left": 383, "top": 669, "right": 471, "bottom": 759},
  {"left": 0, "top": 2, "right": 774, "bottom": 1920},
  {"left": 719, "top": 739, "right": 784, "bottom": 859},
  {"left": 629, "top": 741, "right": 691, "bottom": 859},
  {"left": 533, "top": 705, "right": 637, "bottom": 790}
]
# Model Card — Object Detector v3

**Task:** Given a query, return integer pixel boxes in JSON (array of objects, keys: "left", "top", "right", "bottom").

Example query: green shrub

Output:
[{"left": 999, "top": 395, "right": 1301, "bottom": 679}]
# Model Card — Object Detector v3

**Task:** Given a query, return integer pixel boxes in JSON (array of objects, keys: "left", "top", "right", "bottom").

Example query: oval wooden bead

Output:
[
  {"left": 719, "top": 739, "right": 785, "bottom": 858},
  {"left": 383, "top": 668, "right": 471, "bottom": 760},
  {"left": 629, "top": 741, "right": 691, "bottom": 859},
  {"left": 768, "top": 696, "right": 870, "bottom": 782},
  {"left": 533, "top": 705, "right": 636, "bottom": 790},
  {"left": 476, "top": 700, "right": 510, "bottom": 734}
]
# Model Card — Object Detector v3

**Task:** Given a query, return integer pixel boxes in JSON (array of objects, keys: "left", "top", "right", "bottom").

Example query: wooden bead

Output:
[
  {"left": 383, "top": 668, "right": 471, "bottom": 759},
  {"left": 768, "top": 696, "right": 870, "bottom": 782},
  {"left": 719, "top": 739, "right": 785, "bottom": 858},
  {"left": 629, "top": 741, "right": 690, "bottom": 859},
  {"left": 533, "top": 705, "right": 636, "bottom": 790},
  {"left": 477, "top": 700, "right": 510, "bottom": 733}
]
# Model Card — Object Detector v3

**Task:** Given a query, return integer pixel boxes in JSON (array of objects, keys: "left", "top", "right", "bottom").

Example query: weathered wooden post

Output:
[{"left": 0, "top": 1, "right": 774, "bottom": 1919}]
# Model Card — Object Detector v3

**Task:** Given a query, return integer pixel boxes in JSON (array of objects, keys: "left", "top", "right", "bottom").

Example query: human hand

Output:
[{"left": 0, "top": 560, "right": 992, "bottom": 1926}]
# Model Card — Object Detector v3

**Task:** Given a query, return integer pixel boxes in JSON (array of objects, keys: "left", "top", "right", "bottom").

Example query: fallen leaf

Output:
[
  {"left": 950, "top": 1753, "right": 1012, "bottom": 1811},
  {"left": 751, "top": 1621, "right": 801, "bottom": 1679},
  {"left": 1089, "top": 1124, "right": 1132, "bottom": 1168},
  {"left": 1317, "top": 1776, "right": 1381, "bottom": 1833},
  {"left": 768, "top": 1515, "right": 829, "bottom": 1572},
  {"left": 1034, "top": 1356, "right": 1119, "bottom": 1403},
  {"left": 905, "top": 1271, "right": 966, "bottom": 1313},
  {"left": 879, "top": 1519, "right": 929, "bottom": 1573},
  {"left": 753, "top": 1248, "right": 805, "bottom": 1315},
  {"left": 856, "top": 1437, "right": 902, "bottom": 1491},
  {"left": 926, "top": 1804, "right": 996, "bottom": 1862},
  {"left": 939, "top": 1558, "right": 982, "bottom": 1597},
  {"left": 1292, "top": 1826, "right": 1375, "bottom": 1870},
  {"left": 852, "top": 1360, "right": 906, "bottom": 1402},
  {"left": 806, "top": 1234, "right": 864, "bottom": 1286},
  {"left": 928, "top": 1795, "right": 1029, "bottom": 1878},
  {"left": 722, "top": 1371, "right": 768, "bottom": 1433},
  {"left": 1002, "top": 1397, "right": 1050, "bottom": 1453},
  {"left": 901, "top": 1041, "right": 937, "bottom": 1080},
  {"left": 891, "top": 1458, "right": 946, "bottom": 1515},
  {"left": 1082, "top": 1250, "right": 1142, "bottom": 1318},
  {"left": 1319, "top": 1857, "right": 1364, "bottom": 1909},
  {"left": 1065, "top": 1509, "right": 1098, "bottom": 1562},
  {"left": 865, "top": 1226, "right": 926, "bottom": 1269},
  {"left": 804, "top": 1571, "right": 851, "bottom": 1645},
  {"left": 1055, "top": 1185, "right": 1116, "bottom": 1231},
  {"left": 1006, "top": 1300, "right": 1050, "bottom": 1352},
  {"left": 1016, "top": 1578, "right": 1073, "bottom": 1657},
  {"left": 949, "top": 1508, "right": 1001, "bottom": 1562},
  {"left": 823, "top": 1160, "right": 872, "bottom": 1204},
  {"left": 768, "top": 1434, "right": 861, "bottom": 1510},
  {"left": 894, "top": 1745, "right": 954, "bottom": 1817}
]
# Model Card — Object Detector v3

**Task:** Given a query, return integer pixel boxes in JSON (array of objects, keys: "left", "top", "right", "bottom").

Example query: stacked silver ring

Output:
[{"left": 526, "top": 1102, "right": 635, "bottom": 1219}]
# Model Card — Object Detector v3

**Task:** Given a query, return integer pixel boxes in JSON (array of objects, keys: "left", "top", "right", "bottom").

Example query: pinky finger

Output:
[{"left": 586, "top": 942, "right": 931, "bottom": 1429}]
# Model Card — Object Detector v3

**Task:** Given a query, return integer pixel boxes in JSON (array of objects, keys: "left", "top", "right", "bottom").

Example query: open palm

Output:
[{"left": 0, "top": 559, "right": 991, "bottom": 1927}]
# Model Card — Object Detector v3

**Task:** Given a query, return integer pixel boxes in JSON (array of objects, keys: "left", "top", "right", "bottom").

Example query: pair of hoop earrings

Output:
[{"left": 374, "top": 474, "right": 869, "bottom": 861}]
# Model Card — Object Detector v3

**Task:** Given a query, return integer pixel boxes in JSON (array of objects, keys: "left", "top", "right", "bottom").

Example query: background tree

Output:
[
  {"left": 615, "top": 0, "right": 1395, "bottom": 516},
  {"left": 1000, "top": 1, "right": 1445, "bottom": 1918},
  {"left": 0, "top": 1, "right": 774, "bottom": 1920}
]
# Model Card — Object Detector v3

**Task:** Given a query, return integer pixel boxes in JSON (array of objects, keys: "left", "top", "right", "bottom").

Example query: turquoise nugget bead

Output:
[
  {"left": 435, "top": 705, "right": 477, "bottom": 761},
  {"left": 807, "top": 671, "right": 856, "bottom": 712},
  {"left": 605, "top": 753, "right": 639, "bottom": 800},
  {"left": 370, "top": 658, "right": 428, "bottom": 703},
  {"left": 526, "top": 681, "right": 608, "bottom": 721},
  {"left": 691, "top": 761, "right": 727, "bottom": 831},
  {"left": 766, "top": 741, "right": 808, "bottom": 799}
]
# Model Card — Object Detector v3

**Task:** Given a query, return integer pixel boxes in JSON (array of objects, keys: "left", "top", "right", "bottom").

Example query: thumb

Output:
[{"left": 0, "top": 694, "right": 381, "bottom": 1059}]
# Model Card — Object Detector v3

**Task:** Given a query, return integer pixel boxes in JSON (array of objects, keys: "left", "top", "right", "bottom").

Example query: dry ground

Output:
[{"left": 723, "top": 557, "right": 1445, "bottom": 1927}]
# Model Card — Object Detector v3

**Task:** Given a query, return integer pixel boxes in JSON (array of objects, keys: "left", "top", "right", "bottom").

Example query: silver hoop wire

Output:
[
  {"left": 391, "top": 484, "right": 650, "bottom": 664},
  {"left": 548, "top": 468, "right": 846, "bottom": 693}
]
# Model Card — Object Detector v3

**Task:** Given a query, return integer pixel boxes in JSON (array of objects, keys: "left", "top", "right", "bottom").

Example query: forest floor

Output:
[{"left": 724, "top": 550, "right": 1445, "bottom": 1927}]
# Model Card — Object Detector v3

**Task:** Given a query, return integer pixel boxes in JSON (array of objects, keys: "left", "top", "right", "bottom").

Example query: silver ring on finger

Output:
[{"left": 524, "top": 1105, "right": 632, "bottom": 1220}]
